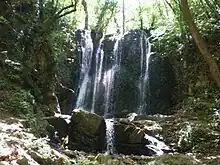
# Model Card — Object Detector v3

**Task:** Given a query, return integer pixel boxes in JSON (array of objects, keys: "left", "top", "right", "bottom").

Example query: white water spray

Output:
[
  {"left": 76, "top": 31, "right": 93, "bottom": 109},
  {"left": 103, "top": 37, "right": 122, "bottom": 118},
  {"left": 105, "top": 118, "right": 116, "bottom": 154},
  {"left": 144, "top": 134, "right": 170, "bottom": 156}
]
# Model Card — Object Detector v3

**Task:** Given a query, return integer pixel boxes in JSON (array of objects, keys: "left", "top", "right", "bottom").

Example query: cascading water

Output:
[
  {"left": 74, "top": 30, "right": 154, "bottom": 155},
  {"left": 75, "top": 31, "right": 151, "bottom": 116},
  {"left": 75, "top": 30, "right": 93, "bottom": 109},
  {"left": 103, "top": 37, "right": 122, "bottom": 118},
  {"left": 138, "top": 32, "right": 152, "bottom": 115},
  {"left": 103, "top": 36, "right": 122, "bottom": 154},
  {"left": 105, "top": 118, "right": 116, "bottom": 154},
  {"left": 91, "top": 41, "right": 104, "bottom": 113},
  {"left": 75, "top": 33, "right": 122, "bottom": 154}
]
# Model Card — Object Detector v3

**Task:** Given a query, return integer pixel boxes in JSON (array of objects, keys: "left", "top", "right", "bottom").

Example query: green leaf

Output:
[{"left": 0, "top": 16, "right": 9, "bottom": 24}]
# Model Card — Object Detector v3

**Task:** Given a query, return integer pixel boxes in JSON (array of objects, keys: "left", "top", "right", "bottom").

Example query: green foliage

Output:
[
  {"left": 179, "top": 88, "right": 220, "bottom": 121},
  {"left": 150, "top": 0, "right": 220, "bottom": 102},
  {"left": 22, "top": 107, "right": 49, "bottom": 137},
  {"left": 11, "top": 89, "right": 35, "bottom": 115},
  {"left": 0, "top": 16, "right": 9, "bottom": 24},
  {"left": 0, "top": 80, "right": 34, "bottom": 117},
  {"left": 0, "top": 77, "right": 49, "bottom": 137},
  {"left": 189, "top": 0, "right": 220, "bottom": 35},
  {"left": 93, "top": 0, "right": 117, "bottom": 33}
]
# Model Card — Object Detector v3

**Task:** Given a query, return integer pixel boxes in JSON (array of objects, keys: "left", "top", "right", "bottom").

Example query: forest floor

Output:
[{"left": 0, "top": 109, "right": 220, "bottom": 165}]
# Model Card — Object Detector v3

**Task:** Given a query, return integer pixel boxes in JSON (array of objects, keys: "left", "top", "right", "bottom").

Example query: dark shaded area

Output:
[{"left": 148, "top": 54, "right": 177, "bottom": 114}]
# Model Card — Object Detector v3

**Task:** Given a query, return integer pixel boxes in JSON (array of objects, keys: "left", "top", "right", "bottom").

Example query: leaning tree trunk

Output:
[{"left": 181, "top": 0, "right": 220, "bottom": 88}]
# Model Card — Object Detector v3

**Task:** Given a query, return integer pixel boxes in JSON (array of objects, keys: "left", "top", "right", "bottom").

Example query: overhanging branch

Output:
[{"left": 55, "top": 0, "right": 78, "bottom": 19}]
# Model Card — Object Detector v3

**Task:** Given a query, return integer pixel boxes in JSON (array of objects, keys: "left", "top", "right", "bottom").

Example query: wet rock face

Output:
[
  {"left": 148, "top": 54, "right": 176, "bottom": 114},
  {"left": 114, "top": 30, "right": 146, "bottom": 116},
  {"left": 68, "top": 109, "right": 106, "bottom": 152},
  {"left": 102, "top": 34, "right": 117, "bottom": 71},
  {"left": 114, "top": 29, "right": 176, "bottom": 116},
  {"left": 71, "top": 29, "right": 176, "bottom": 117}
]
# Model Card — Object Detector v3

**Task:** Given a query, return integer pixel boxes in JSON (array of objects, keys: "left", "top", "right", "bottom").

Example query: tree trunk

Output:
[
  {"left": 82, "top": 0, "right": 88, "bottom": 29},
  {"left": 122, "top": 0, "right": 125, "bottom": 34},
  {"left": 181, "top": 0, "right": 220, "bottom": 88}
]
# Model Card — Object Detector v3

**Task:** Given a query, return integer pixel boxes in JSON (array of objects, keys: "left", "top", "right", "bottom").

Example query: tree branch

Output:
[
  {"left": 55, "top": 0, "right": 78, "bottom": 19},
  {"left": 181, "top": 0, "right": 220, "bottom": 87},
  {"left": 57, "top": 9, "right": 77, "bottom": 19}
]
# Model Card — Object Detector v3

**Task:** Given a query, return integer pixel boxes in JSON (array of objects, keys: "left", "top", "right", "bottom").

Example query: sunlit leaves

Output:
[{"left": 0, "top": 16, "right": 9, "bottom": 24}]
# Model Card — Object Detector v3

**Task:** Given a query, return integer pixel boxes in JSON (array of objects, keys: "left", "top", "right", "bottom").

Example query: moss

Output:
[
  {"left": 0, "top": 88, "right": 34, "bottom": 116},
  {"left": 0, "top": 74, "right": 49, "bottom": 137},
  {"left": 188, "top": 126, "right": 220, "bottom": 155},
  {"left": 0, "top": 70, "right": 34, "bottom": 116},
  {"left": 11, "top": 89, "right": 35, "bottom": 115},
  {"left": 150, "top": 154, "right": 198, "bottom": 165},
  {"left": 30, "top": 151, "right": 70, "bottom": 165},
  {"left": 72, "top": 109, "right": 103, "bottom": 134},
  {"left": 76, "top": 161, "right": 103, "bottom": 165},
  {"left": 95, "top": 154, "right": 113, "bottom": 164},
  {"left": 23, "top": 110, "right": 49, "bottom": 137}
]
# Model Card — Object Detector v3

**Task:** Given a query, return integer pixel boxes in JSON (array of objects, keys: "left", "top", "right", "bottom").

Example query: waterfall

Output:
[
  {"left": 105, "top": 118, "right": 116, "bottom": 154},
  {"left": 138, "top": 32, "right": 152, "bottom": 115},
  {"left": 75, "top": 30, "right": 151, "bottom": 115},
  {"left": 91, "top": 41, "right": 104, "bottom": 113},
  {"left": 75, "top": 32, "right": 122, "bottom": 117},
  {"left": 102, "top": 36, "right": 122, "bottom": 155},
  {"left": 74, "top": 30, "right": 153, "bottom": 155},
  {"left": 75, "top": 31, "right": 93, "bottom": 109},
  {"left": 103, "top": 37, "right": 122, "bottom": 118}
]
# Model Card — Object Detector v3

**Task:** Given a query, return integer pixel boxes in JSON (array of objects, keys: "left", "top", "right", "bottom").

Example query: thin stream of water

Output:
[
  {"left": 91, "top": 41, "right": 104, "bottom": 113},
  {"left": 138, "top": 33, "right": 152, "bottom": 115}
]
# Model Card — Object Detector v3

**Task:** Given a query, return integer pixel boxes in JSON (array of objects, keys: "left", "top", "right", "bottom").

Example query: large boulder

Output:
[
  {"left": 114, "top": 115, "right": 170, "bottom": 156},
  {"left": 68, "top": 109, "right": 106, "bottom": 152}
]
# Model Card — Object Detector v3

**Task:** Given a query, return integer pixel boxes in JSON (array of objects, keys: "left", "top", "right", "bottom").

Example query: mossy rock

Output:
[
  {"left": 29, "top": 151, "right": 69, "bottom": 165},
  {"left": 148, "top": 154, "right": 198, "bottom": 165},
  {"left": 95, "top": 154, "right": 118, "bottom": 165},
  {"left": 94, "top": 153, "right": 147, "bottom": 165},
  {"left": 68, "top": 109, "right": 106, "bottom": 152},
  {"left": 70, "top": 109, "right": 104, "bottom": 134}
]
